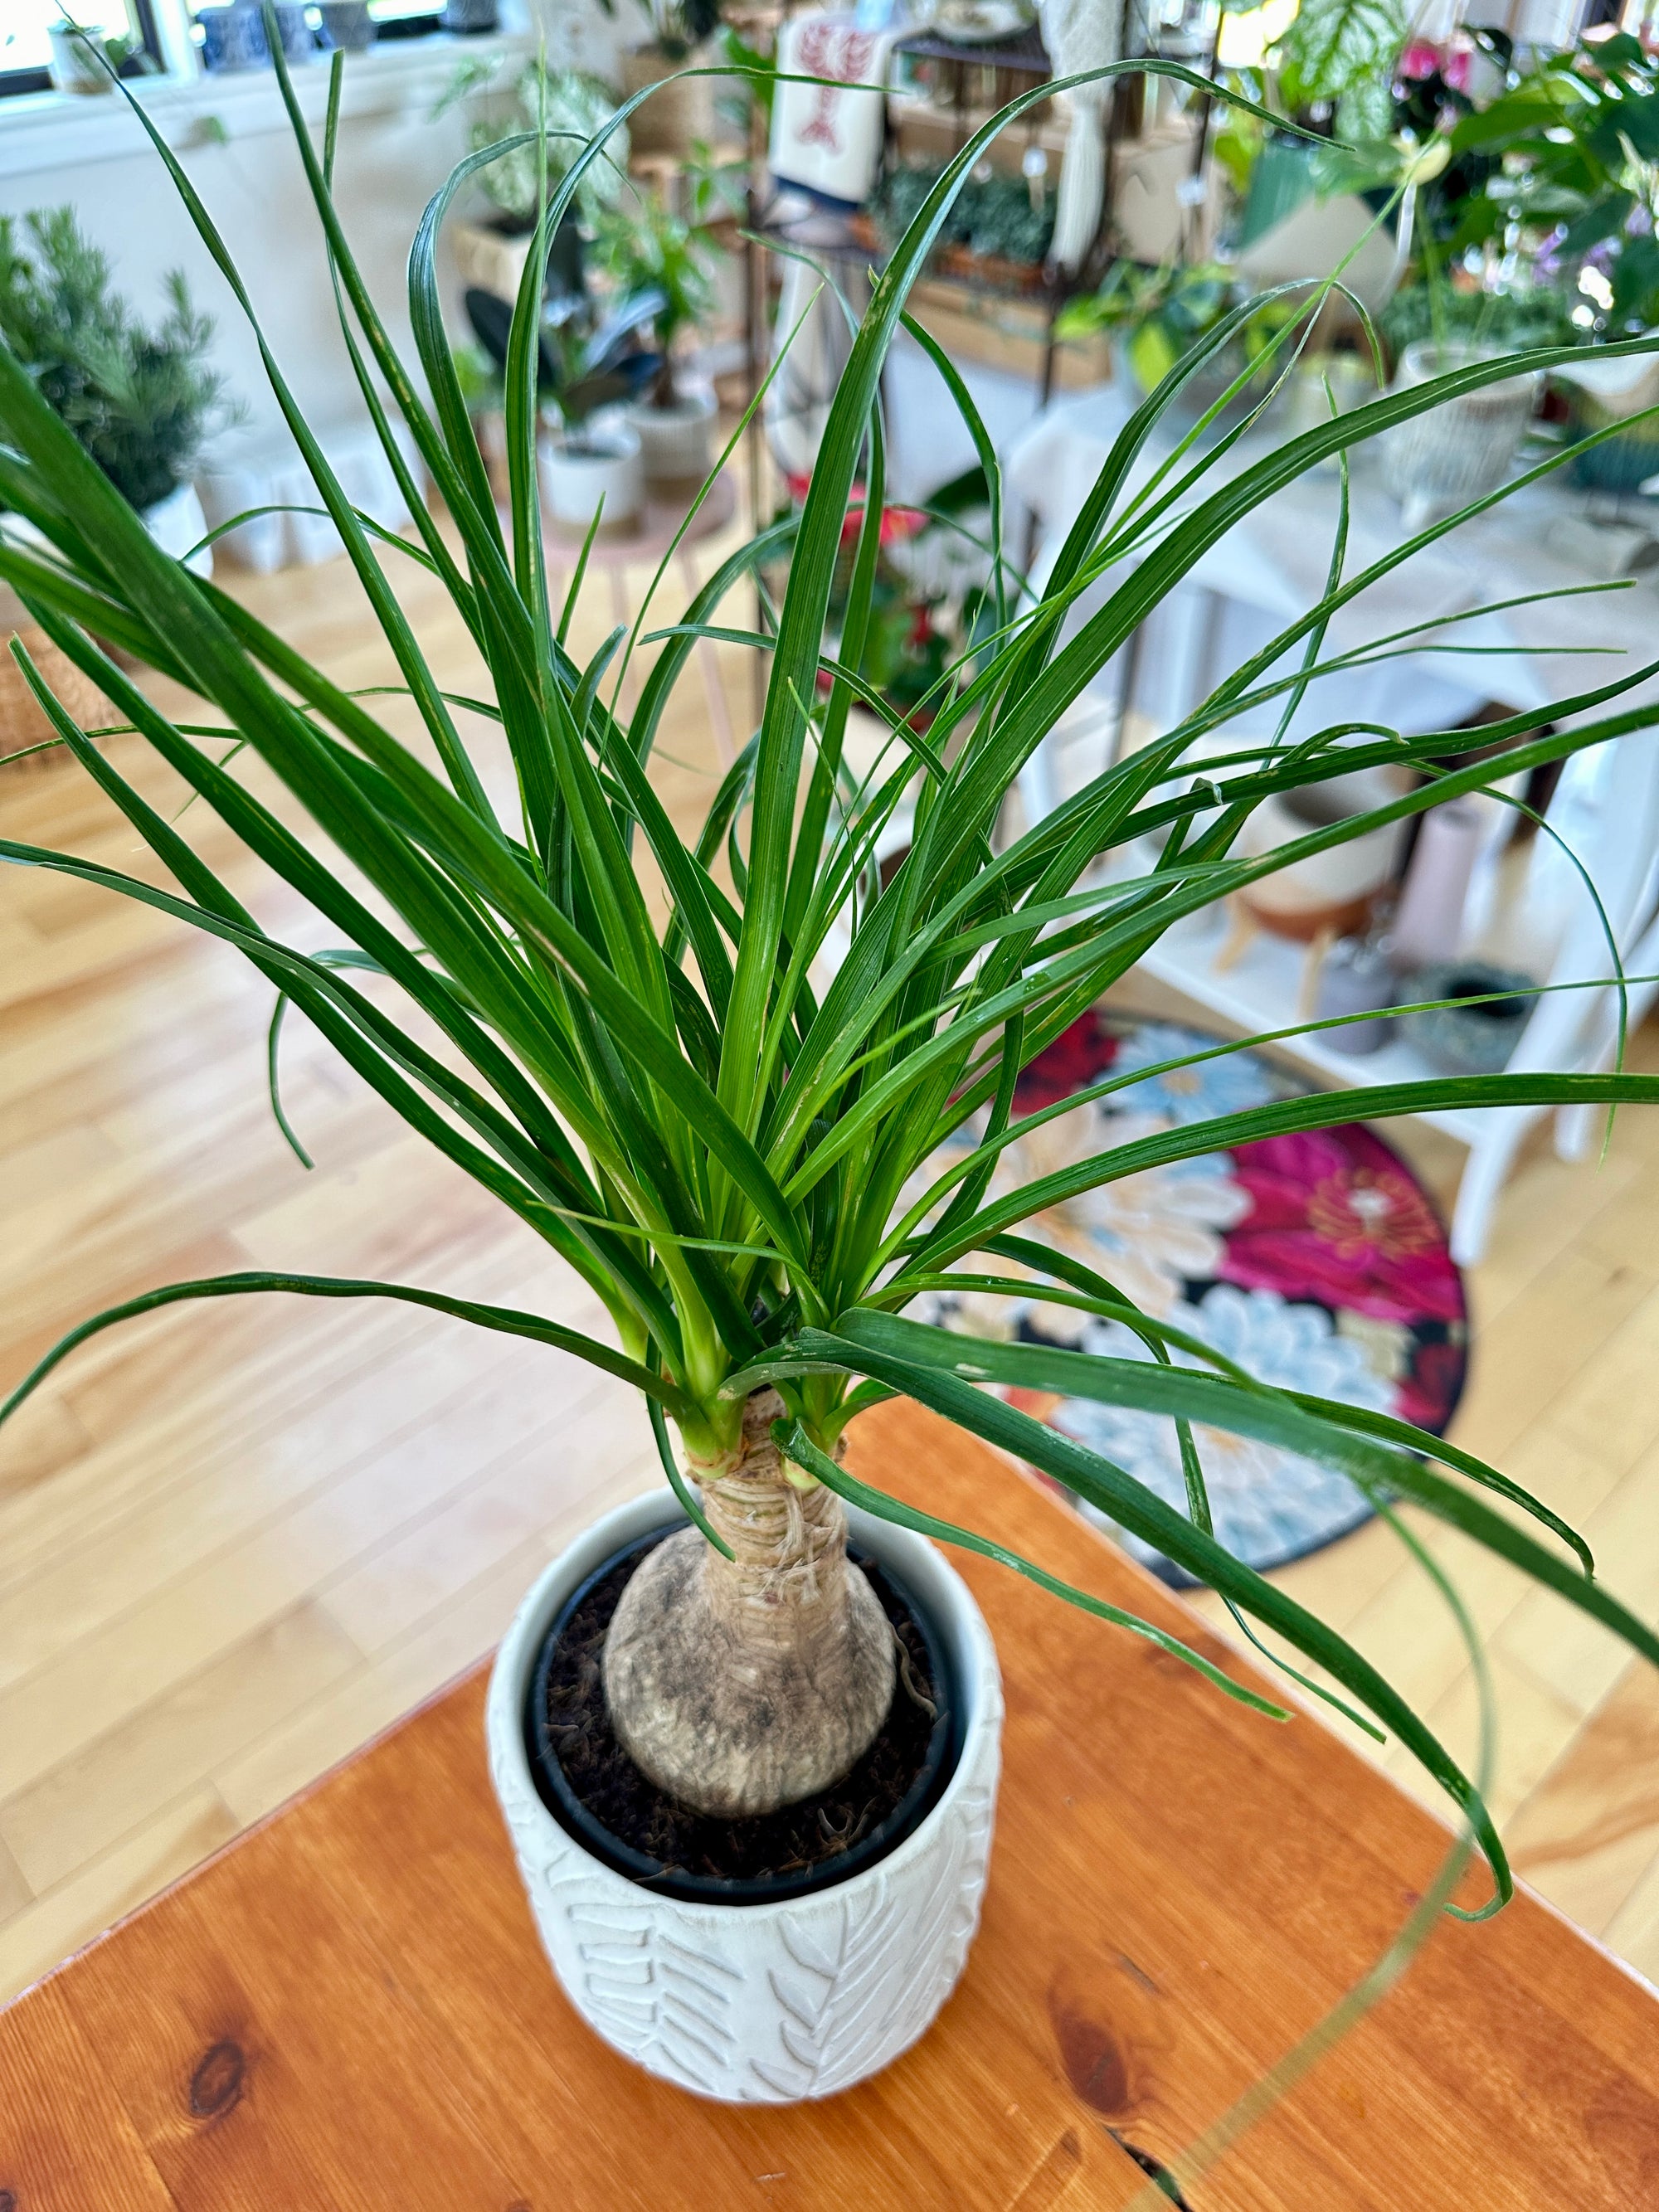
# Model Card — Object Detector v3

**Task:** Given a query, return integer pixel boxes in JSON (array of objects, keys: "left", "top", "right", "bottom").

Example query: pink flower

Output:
[
  {"left": 1399, "top": 39, "right": 1443, "bottom": 80},
  {"left": 1394, "top": 1339, "right": 1465, "bottom": 1435},
  {"left": 1215, "top": 1127, "right": 1465, "bottom": 1327},
  {"left": 1013, "top": 1014, "right": 1118, "bottom": 1114}
]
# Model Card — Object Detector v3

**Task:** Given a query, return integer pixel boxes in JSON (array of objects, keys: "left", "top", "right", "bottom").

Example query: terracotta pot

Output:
[
  {"left": 2, "top": 486, "right": 207, "bottom": 765},
  {"left": 486, "top": 1489, "right": 1003, "bottom": 2103}
]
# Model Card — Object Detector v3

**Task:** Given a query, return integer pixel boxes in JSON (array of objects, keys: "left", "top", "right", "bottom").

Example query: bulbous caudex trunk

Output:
[{"left": 601, "top": 1389, "right": 896, "bottom": 1820}]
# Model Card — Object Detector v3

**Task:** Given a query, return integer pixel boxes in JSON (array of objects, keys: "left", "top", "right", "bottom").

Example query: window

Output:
[
  {"left": 2, "top": 0, "right": 160, "bottom": 95},
  {"left": 367, "top": 0, "right": 448, "bottom": 42},
  {"left": 174, "top": 0, "right": 449, "bottom": 32}
]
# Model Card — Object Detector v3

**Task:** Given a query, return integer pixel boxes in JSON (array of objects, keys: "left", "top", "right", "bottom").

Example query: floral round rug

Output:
[{"left": 917, "top": 1011, "right": 1468, "bottom": 1582}]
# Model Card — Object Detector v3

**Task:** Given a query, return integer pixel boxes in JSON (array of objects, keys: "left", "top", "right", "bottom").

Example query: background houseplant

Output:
[
  {"left": 0, "top": 206, "right": 226, "bottom": 548},
  {"left": 1056, "top": 260, "right": 1301, "bottom": 428},
  {"left": 871, "top": 159, "right": 1057, "bottom": 286},
  {"left": 509, "top": 271, "right": 664, "bottom": 527},
  {"left": 437, "top": 61, "right": 630, "bottom": 306},
  {"left": 1432, "top": 27, "right": 1659, "bottom": 492},
  {"left": 46, "top": 18, "right": 157, "bottom": 94},
  {"left": 609, "top": 0, "right": 724, "bottom": 158},
  {"left": 596, "top": 192, "right": 722, "bottom": 484},
  {"left": 6, "top": 33, "right": 1659, "bottom": 2129}
]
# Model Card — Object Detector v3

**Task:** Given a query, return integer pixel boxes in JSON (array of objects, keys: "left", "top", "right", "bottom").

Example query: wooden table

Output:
[{"left": 4, "top": 1401, "right": 1657, "bottom": 2210}]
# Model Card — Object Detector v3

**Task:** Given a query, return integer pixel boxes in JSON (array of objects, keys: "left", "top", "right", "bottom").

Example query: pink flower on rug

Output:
[
  {"left": 1014, "top": 1014, "right": 1117, "bottom": 1113},
  {"left": 1216, "top": 1128, "right": 1464, "bottom": 1326},
  {"left": 1394, "top": 1339, "right": 1466, "bottom": 1434}
]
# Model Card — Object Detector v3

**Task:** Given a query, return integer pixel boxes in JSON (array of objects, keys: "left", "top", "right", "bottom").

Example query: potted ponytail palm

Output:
[{"left": 6, "top": 32, "right": 1659, "bottom": 2112}]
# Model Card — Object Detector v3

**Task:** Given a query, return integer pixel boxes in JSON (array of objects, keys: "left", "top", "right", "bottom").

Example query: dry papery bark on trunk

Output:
[{"left": 602, "top": 1389, "right": 896, "bottom": 1818}]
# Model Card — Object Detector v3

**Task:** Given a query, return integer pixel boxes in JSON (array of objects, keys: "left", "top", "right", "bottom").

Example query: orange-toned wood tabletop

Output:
[{"left": 3, "top": 1398, "right": 1657, "bottom": 2210}]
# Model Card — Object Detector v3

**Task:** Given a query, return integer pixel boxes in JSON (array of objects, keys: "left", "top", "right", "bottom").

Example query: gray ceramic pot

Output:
[{"left": 1402, "top": 960, "right": 1535, "bottom": 1073}]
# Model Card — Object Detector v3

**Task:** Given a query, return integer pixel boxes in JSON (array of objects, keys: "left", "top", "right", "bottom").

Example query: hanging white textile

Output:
[
  {"left": 1037, "top": 0, "right": 1119, "bottom": 271},
  {"left": 769, "top": 12, "right": 901, "bottom": 207}
]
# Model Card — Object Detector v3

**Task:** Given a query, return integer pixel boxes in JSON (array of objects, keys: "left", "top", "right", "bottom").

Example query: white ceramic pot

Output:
[
  {"left": 486, "top": 1490, "right": 1004, "bottom": 2103},
  {"left": 141, "top": 482, "right": 214, "bottom": 579},
  {"left": 48, "top": 22, "right": 114, "bottom": 93},
  {"left": 625, "top": 383, "right": 718, "bottom": 489},
  {"left": 541, "top": 421, "right": 645, "bottom": 532},
  {"left": 1238, "top": 764, "right": 1411, "bottom": 934},
  {"left": 1380, "top": 340, "right": 1542, "bottom": 532}
]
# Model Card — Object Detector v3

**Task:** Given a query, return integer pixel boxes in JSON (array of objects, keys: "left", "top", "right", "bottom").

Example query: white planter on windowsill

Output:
[
  {"left": 485, "top": 1490, "right": 1004, "bottom": 2103},
  {"left": 48, "top": 22, "right": 116, "bottom": 95}
]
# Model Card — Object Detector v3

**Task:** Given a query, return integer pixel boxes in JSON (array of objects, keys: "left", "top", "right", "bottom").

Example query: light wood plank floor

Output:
[{"left": 3, "top": 508, "right": 1659, "bottom": 2010}]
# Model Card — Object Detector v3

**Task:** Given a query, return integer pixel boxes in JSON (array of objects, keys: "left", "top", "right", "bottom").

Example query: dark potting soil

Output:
[{"left": 539, "top": 1537, "right": 941, "bottom": 1885}]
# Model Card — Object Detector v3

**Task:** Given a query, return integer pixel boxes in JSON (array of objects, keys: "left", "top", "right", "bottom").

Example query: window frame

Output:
[
  {"left": 1, "top": 0, "right": 166, "bottom": 99},
  {"left": 0, "top": 0, "right": 465, "bottom": 101}
]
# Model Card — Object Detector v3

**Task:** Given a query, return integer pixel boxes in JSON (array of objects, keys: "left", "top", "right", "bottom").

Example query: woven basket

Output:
[
  {"left": 619, "top": 46, "right": 716, "bottom": 157},
  {"left": 1, "top": 623, "right": 111, "bottom": 770}
]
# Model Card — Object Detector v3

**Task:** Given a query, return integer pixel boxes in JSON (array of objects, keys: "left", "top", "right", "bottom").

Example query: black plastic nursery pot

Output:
[{"left": 523, "top": 1523, "right": 963, "bottom": 1906}]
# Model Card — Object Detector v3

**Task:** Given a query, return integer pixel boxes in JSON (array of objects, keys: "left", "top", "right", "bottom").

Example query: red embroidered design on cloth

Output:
[{"left": 794, "top": 25, "right": 878, "bottom": 153}]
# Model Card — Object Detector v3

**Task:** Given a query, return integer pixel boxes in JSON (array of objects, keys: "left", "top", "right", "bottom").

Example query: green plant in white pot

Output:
[
  {"left": 6, "top": 36, "right": 1659, "bottom": 2135},
  {"left": 596, "top": 191, "right": 722, "bottom": 486},
  {"left": 0, "top": 206, "right": 226, "bottom": 570}
]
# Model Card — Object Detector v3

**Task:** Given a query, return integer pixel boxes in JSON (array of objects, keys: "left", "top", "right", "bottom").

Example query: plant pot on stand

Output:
[
  {"left": 619, "top": 47, "right": 718, "bottom": 158},
  {"left": 1220, "top": 764, "right": 1413, "bottom": 1007},
  {"left": 486, "top": 1476, "right": 1003, "bottom": 2103},
  {"left": 540, "top": 416, "right": 645, "bottom": 532},
  {"left": 1379, "top": 341, "right": 1542, "bottom": 532},
  {"left": 625, "top": 380, "right": 718, "bottom": 493}
]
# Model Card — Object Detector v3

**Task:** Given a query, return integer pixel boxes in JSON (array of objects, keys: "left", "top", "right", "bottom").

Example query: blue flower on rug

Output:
[
  {"left": 1053, "top": 1285, "right": 1393, "bottom": 1582},
  {"left": 1107, "top": 1021, "right": 1282, "bottom": 1125}
]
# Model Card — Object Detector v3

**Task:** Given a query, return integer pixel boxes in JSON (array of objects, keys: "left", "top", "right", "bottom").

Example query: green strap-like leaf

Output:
[
  {"left": 776, "top": 1421, "right": 1290, "bottom": 1722},
  {"left": 785, "top": 1324, "right": 1514, "bottom": 1894},
  {"left": 1, "top": 1270, "right": 689, "bottom": 1434}
]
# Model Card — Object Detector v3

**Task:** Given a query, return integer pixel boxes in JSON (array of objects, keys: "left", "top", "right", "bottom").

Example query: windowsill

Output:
[{"left": 0, "top": 27, "right": 534, "bottom": 178}]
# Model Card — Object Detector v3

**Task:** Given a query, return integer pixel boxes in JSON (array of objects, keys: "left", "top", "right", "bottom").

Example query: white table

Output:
[{"left": 1005, "top": 390, "right": 1659, "bottom": 1262}]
